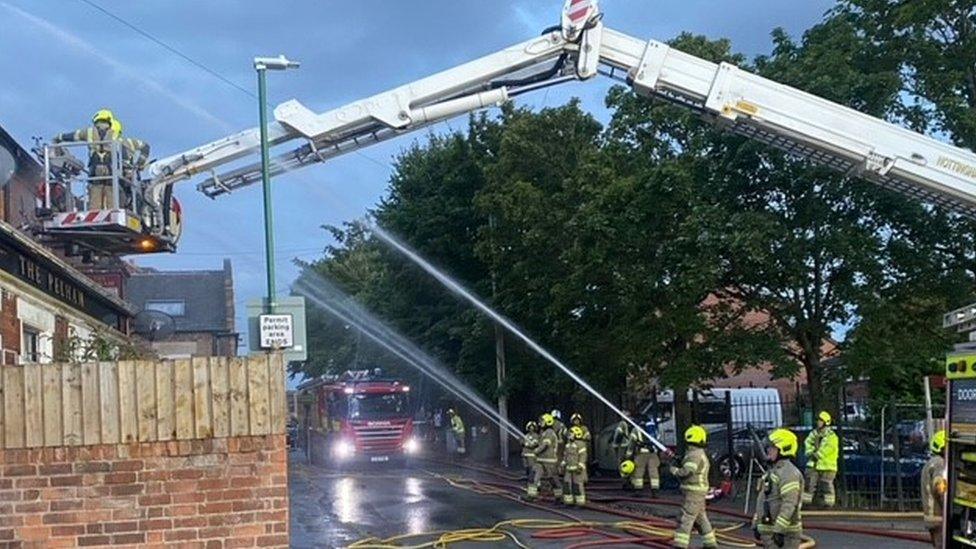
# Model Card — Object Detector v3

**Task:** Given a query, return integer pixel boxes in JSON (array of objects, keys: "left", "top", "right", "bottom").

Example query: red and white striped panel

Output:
[
  {"left": 55, "top": 209, "right": 116, "bottom": 227},
  {"left": 567, "top": 0, "right": 594, "bottom": 24}
]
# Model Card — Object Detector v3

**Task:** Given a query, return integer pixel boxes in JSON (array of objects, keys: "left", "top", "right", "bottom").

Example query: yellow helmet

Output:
[
  {"left": 111, "top": 118, "right": 123, "bottom": 137},
  {"left": 768, "top": 428, "right": 799, "bottom": 457},
  {"left": 619, "top": 459, "right": 635, "bottom": 476},
  {"left": 931, "top": 429, "right": 947, "bottom": 454},
  {"left": 818, "top": 411, "right": 832, "bottom": 426},
  {"left": 685, "top": 425, "right": 707, "bottom": 445},
  {"left": 541, "top": 413, "right": 554, "bottom": 427},
  {"left": 92, "top": 109, "right": 115, "bottom": 124},
  {"left": 570, "top": 426, "right": 584, "bottom": 440}
]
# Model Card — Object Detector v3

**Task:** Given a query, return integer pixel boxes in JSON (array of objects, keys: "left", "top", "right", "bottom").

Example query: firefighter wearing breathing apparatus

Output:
[{"left": 753, "top": 428, "right": 804, "bottom": 549}]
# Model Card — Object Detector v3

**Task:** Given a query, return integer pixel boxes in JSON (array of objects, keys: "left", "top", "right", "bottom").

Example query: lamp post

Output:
[{"left": 254, "top": 55, "right": 300, "bottom": 314}]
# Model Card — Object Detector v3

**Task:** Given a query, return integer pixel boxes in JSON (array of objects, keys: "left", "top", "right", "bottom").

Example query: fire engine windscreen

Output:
[{"left": 347, "top": 393, "right": 409, "bottom": 420}]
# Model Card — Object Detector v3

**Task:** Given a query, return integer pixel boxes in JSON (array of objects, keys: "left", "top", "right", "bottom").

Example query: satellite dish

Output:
[
  {"left": 0, "top": 146, "right": 14, "bottom": 188},
  {"left": 133, "top": 310, "right": 176, "bottom": 342}
]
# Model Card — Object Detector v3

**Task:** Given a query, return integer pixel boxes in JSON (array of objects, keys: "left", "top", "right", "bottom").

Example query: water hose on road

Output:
[{"left": 423, "top": 459, "right": 929, "bottom": 545}]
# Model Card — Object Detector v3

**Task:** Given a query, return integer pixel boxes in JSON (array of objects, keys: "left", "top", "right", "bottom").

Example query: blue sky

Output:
[{"left": 0, "top": 0, "right": 834, "bottom": 360}]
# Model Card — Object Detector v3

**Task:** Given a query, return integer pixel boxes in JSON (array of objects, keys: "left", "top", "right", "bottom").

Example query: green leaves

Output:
[{"left": 295, "top": 3, "right": 976, "bottom": 414}]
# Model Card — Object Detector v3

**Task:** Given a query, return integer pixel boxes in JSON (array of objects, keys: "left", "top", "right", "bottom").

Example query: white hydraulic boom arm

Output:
[{"left": 146, "top": 0, "right": 976, "bottom": 228}]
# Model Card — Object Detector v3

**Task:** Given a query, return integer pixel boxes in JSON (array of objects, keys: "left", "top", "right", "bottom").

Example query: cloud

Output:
[{"left": 0, "top": 1, "right": 234, "bottom": 133}]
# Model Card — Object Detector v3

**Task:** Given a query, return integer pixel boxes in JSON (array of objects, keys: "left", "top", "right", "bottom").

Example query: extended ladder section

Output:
[
  {"left": 147, "top": 31, "right": 579, "bottom": 200},
  {"left": 598, "top": 30, "right": 976, "bottom": 215},
  {"left": 144, "top": 0, "right": 976, "bottom": 240}
]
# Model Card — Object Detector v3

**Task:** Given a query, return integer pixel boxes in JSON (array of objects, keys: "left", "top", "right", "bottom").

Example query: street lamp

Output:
[{"left": 254, "top": 55, "right": 300, "bottom": 314}]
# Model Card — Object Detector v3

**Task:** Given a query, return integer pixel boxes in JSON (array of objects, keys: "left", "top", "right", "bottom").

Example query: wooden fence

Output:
[{"left": 0, "top": 354, "right": 286, "bottom": 450}]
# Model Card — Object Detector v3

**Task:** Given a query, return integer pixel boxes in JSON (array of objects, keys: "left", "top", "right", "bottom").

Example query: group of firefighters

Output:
[
  {"left": 521, "top": 409, "right": 591, "bottom": 506},
  {"left": 513, "top": 408, "right": 936, "bottom": 549},
  {"left": 47, "top": 109, "right": 151, "bottom": 211}
]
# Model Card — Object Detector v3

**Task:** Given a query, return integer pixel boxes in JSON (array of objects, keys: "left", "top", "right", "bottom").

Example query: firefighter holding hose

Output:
[
  {"left": 626, "top": 418, "right": 661, "bottom": 494},
  {"left": 528, "top": 413, "right": 563, "bottom": 502},
  {"left": 522, "top": 421, "right": 540, "bottom": 478},
  {"left": 670, "top": 425, "right": 717, "bottom": 548}
]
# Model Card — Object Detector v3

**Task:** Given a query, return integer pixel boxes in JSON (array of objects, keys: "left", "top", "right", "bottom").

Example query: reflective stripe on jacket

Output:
[
  {"left": 536, "top": 427, "right": 559, "bottom": 463},
  {"left": 808, "top": 428, "right": 839, "bottom": 472},
  {"left": 671, "top": 446, "right": 709, "bottom": 493},
  {"left": 753, "top": 459, "right": 803, "bottom": 534},
  {"left": 522, "top": 432, "right": 540, "bottom": 458},
  {"left": 564, "top": 440, "right": 587, "bottom": 472}
]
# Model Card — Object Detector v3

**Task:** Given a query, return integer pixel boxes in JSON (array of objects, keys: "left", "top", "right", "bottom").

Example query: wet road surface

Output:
[{"left": 288, "top": 452, "right": 928, "bottom": 548}]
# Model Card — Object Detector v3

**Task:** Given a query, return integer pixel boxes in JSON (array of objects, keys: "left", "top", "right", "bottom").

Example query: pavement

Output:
[{"left": 288, "top": 451, "right": 930, "bottom": 548}]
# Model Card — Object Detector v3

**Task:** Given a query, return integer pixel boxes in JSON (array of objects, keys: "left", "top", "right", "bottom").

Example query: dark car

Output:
[
  {"left": 705, "top": 425, "right": 929, "bottom": 486},
  {"left": 705, "top": 425, "right": 769, "bottom": 480},
  {"left": 790, "top": 426, "right": 929, "bottom": 491}
]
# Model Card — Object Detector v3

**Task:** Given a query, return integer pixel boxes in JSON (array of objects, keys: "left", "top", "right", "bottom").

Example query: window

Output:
[
  {"left": 22, "top": 327, "right": 39, "bottom": 363},
  {"left": 347, "top": 393, "right": 408, "bottom": 420},
  {"left": 145, "top": 300, "right": 185, "bottom": 317}
]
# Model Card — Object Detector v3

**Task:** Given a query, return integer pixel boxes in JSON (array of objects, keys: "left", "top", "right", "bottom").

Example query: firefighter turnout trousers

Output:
[
  {"left": 632, "top": 449, "right": 660, "bottom": 490},
  {"left": 802, "top": 469, "right": 836, "bottom": 507},
  {"left": 529, "top": 460, "right": 562, "bottom": 501}
]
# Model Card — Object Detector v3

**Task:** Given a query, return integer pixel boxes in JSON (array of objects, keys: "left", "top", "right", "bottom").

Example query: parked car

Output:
[
  {"left": 790, "top": 426, "right": 929, "bottom": 489},
  {"left": 705, "top": 425, "right": 769, "bottom": 479},
  {"left": 841, "top": 402, "right": 869, "bottom": 423}
]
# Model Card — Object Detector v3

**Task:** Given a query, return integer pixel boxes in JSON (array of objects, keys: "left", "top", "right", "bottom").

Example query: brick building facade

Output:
[{"left": 126, "top": 260, "right": 238, "bottom": 358}]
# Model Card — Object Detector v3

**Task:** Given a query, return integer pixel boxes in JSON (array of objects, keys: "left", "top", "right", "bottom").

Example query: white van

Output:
[{"left": 646, "top": 388, "right": 782, "bottom": 446}]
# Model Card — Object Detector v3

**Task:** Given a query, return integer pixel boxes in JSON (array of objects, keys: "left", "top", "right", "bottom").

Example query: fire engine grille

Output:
[{"left": 354, "top": 424, "right": 405, "bottom": 453}]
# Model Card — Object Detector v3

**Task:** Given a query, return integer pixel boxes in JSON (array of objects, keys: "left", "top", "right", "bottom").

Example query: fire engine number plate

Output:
[{"left": 370, "top": 456, "right": 389, "bottom": 463}]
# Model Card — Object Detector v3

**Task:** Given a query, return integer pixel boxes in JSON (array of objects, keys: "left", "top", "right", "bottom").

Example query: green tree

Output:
[{"left": 840, "top": 0, "right": 976, "bottom": 147}]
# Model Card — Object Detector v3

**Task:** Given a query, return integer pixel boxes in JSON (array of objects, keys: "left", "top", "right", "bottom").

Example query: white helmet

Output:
[{"left": 551, "top": 409, "right": 562, "bottom": 419}]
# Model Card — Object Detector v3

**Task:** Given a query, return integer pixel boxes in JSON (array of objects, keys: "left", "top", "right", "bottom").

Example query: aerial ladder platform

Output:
[{"left": 36, "top": 0, "right": 976, "bottom": 259}]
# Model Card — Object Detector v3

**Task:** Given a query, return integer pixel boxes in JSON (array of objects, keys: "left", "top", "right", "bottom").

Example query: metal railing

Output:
[
  {"left": 703, "top": 394, "right": 943, "bottom": 510},
  {"left": 41, "top": 140, "right": 139, "bottom": 213}
]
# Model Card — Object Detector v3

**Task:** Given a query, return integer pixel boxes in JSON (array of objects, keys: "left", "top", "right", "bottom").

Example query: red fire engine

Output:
[{"left": 300, "top": 369, "right": 419, "bottom": 464}]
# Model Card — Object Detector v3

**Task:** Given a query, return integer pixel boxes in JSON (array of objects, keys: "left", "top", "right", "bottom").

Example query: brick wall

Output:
[{"left": 0, "top": 434, "right": 288, "bottom": 548}]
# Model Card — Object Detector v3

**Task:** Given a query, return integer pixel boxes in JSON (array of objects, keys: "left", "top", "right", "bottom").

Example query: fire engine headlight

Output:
[
  {"left": 404, "top": 437, "right": 421, "bottom": 455},
  {"left": 334, "top": 439, "right": 355, "bottom": 459}
]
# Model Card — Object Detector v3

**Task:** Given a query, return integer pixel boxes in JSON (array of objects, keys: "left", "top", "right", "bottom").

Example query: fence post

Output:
[
  {"left": 725, "top": 391, "right": 733, "bottom": 457},
  {"left": 835, "top": 385, "right": 846, "bottom": 507},
  {"left": 891, "top": 399, "right": 904, "bottom": 511},
  {"left": 692, "top": 390, "right": 699, "bottom": 424}
]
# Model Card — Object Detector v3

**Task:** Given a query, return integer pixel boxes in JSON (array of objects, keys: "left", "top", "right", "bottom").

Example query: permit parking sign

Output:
[{"left": 259, "top": 314, "right": 294, "bottom": 349}]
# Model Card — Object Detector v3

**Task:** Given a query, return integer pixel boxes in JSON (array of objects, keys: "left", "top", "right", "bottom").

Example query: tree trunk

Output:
[
  {"left": 805, "top": 358, "right": 822, "bottom": 420},
  {"left": 673, "top": 382, "right": 691, "bottom": 454}
]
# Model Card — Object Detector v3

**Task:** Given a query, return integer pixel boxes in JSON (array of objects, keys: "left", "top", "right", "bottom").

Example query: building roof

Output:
[
  {"left": 0, "top": 122, "right": 41, "bottom": 178},
  {"left": 126, "top": 260, "right": 233, "bottom": 333}
]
